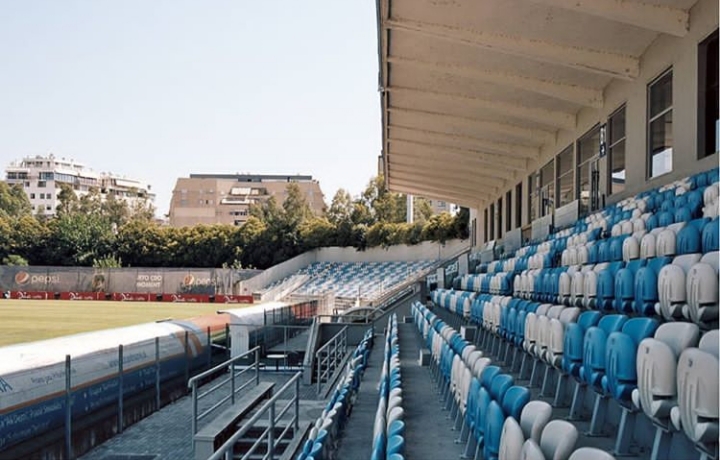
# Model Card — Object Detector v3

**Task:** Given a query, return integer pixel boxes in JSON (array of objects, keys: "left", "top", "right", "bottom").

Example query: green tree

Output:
[
  {"left": 56, "top": 183, "right": 79, "bottom": 215},
  {"left": 0, "top": 182, "right": 31, "bottom": 217},
  {"left": 327, "top": 189, "right": 353, "bottom": 226}
]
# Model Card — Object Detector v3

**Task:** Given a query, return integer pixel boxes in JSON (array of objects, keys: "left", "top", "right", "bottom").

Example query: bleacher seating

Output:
[
  {"left": 423, "top": 166, "right": 719, "bottom": 460},
  {"left": 371, "top": 314, "right": 405, "bottom": 460},
  {"left": 262, "top": 260, "right": 436, "bottom": 303},
  {"left": 296, "top": 328, "right": 374, "bottom": 460}
]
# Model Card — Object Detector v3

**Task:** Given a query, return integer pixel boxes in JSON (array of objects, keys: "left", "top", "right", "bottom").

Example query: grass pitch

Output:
[{"left": 0, "top": 299, "right": 250, "bottom": 347}]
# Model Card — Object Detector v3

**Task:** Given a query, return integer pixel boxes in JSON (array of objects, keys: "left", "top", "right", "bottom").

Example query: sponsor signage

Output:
[
  {"left": 58, "top": 292, "right": 105, "bottom": 301},
  {"left": 161, "top": 294, "right": 210, "bottom": 303},
  {"left": 214, "top": 294, "right": 253, "bottom": 304},
  {"left": 8, "top": 291, "right": 51, "bottom": 300},
  {"left": 111, "top": 292, "right": 153, "bottom": 302}
]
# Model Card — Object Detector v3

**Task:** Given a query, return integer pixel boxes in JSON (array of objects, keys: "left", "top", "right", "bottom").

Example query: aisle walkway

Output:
[
  {"left": 334, "top": 332, "right": 384, "bottom": 460},
  {"left": 398, "top": 322, "right": 466, "bottom": 459}
]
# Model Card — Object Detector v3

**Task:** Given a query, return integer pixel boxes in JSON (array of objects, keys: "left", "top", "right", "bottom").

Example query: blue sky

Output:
[{"left": 0, "top": 1, "right": 381, "bottom": 216}]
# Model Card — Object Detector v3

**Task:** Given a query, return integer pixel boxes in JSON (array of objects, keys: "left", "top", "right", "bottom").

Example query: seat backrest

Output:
[
  {"left": 540, "top": 420, "right": 578, "bottom": 460},
  {"left": 676, "top": 225, "right": 701, "bottom": 255},
  {"left": 568, "top": 447, "right": 618, "bottom": 460},
  {"left": 621, "top": 318, "right": 660, "bottom": 345},
  {"left": 676, "top": 345, "right": 719, "bottom": 444},
  {"left": 502, "top": 385, "right": 531, "bottom": 420},
  {"left": 520, "top": 400, "right": 552, "bottom": 443},
  {"left": 490, "top": 373, "right": 514, "bottom": 403},
  {"left": 521, "top": 439, "right": 545, "bottom": 460},
  {"left": 635, "top": 323, "right": 700, "bottom": 421},
  {"left": 699, "top": 329, "right": 719, "bottom": 358},
  {"left": 499, "top": 416, "right": 524, "bottom": 460}
]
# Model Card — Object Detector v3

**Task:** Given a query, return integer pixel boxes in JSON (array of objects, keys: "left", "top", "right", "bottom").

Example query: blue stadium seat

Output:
[
  {"left": 702, "top": 217, "right": 719, "bottom": 252},
  {"left": 580, "top": 315, "right": 628, "bottom": 390},
  {"left": 633, "top": 257, "right": 672, "bottom": 315},
  {"left": 601, "top": 318, "right": 660, "bottom": 402}
]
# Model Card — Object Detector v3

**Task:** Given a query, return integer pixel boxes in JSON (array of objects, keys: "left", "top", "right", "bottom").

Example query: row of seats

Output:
[
  {"left": 432, "top": 291, "right": 720, "bottom": 460},
  {"left": 370, "top": 314, "right": 405, "bottom": 460},
  {"left": 457, "top": 238, "right": 718, "bottom": 328},
  {"left": 413, "top": 301, "right": 615, "bottom": 460},
  {"left": 297, "top": 328, "right": 374, "bottom": 460}
]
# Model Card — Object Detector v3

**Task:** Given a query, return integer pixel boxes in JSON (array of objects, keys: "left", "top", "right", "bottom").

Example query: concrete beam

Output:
[
  {"left": 388, "top": 56, "right": 604, "bottom": 108},
  {"left": 388, "top": 138, "right": 527, "bottom": 172},
  {"left": 390, "top": 161, "right": 505, "bottom": 190},
  {"left": 528, "top": 0, "right": 689, "bottom": 37},
  {"left": 389, "top": 170, "right": 496, "bottom": 198},
  {"left": 388, "top": 160, "right": 505, "bottom": 189},
  {"left": 388, "top": 144, "right": 522, "bottom": 179},
  {"left": 389, "top": 124, "right": 539, "bottom": 159},
  {"left": 387, "top": 86, "right": 576, "bottom": 130},
  {"left": 386, "top": 17, "right": 639, "bottom": 79},
  {"left": 388, "top": 179, "right": 485, "bottom": 207},
  {"left": 387, "top": 107, "right": 556, "bottom": 144}
]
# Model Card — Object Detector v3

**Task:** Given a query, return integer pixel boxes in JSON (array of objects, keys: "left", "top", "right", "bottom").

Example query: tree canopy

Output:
[{"left": 0, "top": 175, "right": 468, "bottom": 269}]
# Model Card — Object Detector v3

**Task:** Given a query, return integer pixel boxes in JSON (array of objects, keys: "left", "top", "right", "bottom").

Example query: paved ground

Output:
[{"left": 79, "top": 370, "right": 323, "bottom": 460}]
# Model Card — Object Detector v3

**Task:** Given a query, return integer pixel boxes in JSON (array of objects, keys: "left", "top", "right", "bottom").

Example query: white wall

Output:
[
  {"left": 238, "top": 239, "right": 470, "bottom": 294},
  {"left": 482, "top": 0, "right": 718, "bottom": 233},
  {"left": 315, "top": 239, "right": 469, "bottom": 263}
]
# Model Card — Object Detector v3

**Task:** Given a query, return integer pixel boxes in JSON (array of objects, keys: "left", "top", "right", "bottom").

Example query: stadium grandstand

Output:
[{"left": 0, "top": 0, "right": 717, "bottom": 459}]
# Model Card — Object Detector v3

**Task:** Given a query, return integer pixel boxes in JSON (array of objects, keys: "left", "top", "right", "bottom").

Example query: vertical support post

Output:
[
  {"left": 191, "top": 380, "right": 198, "bottom": 440},
  {"left": 184, "top": 331, "right": 190, "bottom": 385},
  {"left": 294, "top": 376, "right": 300, "bottom": 432},
  {"left": 155, "top": 337, "right": 161, "bottom": 410},
  {"left": 207, "top": 326, "right": 212, "bottom": 369},
  {"left": 316, "top": 350, "right": 321, "bottom": 395},
  {"left": 231, "top": 359, "right": 236, "bottom": 405},
  {"left": 225, "top": 323, "right": 230, "bottom": 359},
  {"left": 118, "top": 344, "right": 124, "bottom": 434},
  {"left": 255, "top": 347, "right": 260, "bottom": 386},
  {"left": 283, "top": 326, "right": 288, "bottom": 369},
  {"left": 65, "top": 355, "right": 73, "bottom": 460},
  {"left": 268, "top": 401, "right": 276, "bottom": 460}
]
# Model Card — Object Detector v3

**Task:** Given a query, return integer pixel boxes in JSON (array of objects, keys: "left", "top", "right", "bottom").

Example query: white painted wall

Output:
[
  {"left": 238, "top": 239, "right": 471, "bottom": 294},
  {"left": 482, "top": 0, "right": 718, "bottom": 232}
]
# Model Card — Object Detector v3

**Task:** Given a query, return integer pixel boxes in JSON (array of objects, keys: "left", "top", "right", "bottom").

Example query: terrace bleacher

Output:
[
  {"left": 424, "top": 167, "right": 719, "bottom": 460},
  {"left": 258, "top": 260, "right": 437, "bottom": 305}
]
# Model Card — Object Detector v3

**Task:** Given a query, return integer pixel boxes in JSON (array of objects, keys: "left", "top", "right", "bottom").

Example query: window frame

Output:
[
  {"left": 698, "top": 29, "right": 719, "bottom": 159},
  {"left": 608, "top": 104, "right": 627, "bottom": 195},
  {"left": 647, "top": 68, "right": 674, "bottom": 179}
]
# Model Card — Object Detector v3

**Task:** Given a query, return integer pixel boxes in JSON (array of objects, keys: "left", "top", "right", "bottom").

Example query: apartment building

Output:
[
  {"left": 4, "top": 154, "right": 155, "bottom": 216},
  {"left": 168, "top": 173, "right": 325, "bottom": 227}
]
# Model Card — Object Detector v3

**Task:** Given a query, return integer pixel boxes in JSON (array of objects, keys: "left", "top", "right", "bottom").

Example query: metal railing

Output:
[
  {"left": 315, "top": 326, "right": 348, "bottom": 395},
  {"left": 188, "top": 346, "right": 261, "bottom": 444},
  {"left": 207, "top": 372, "right": 302, "bottom": 460}
]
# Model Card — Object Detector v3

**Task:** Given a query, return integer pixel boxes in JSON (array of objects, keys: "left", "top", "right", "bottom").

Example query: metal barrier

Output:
[
  {"left": 315, "top": 326, "right": 348, "bottom": 395},
  {"left": 188, "top": 346, "right": 261, "bottom": 444},
  {"left": 207, "top": 372, "right": 302, "bottom": 460}
]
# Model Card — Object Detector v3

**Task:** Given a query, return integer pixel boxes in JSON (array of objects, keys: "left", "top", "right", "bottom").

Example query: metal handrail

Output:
[
  {"left": 315, "top": 326, "right": 348, "bottom": 395},
  {"left": 188, "top": 346, "right": 261, "bottom": 443},
  {"left": 207, "top": 372, "right": 302, "bottom": 460}
]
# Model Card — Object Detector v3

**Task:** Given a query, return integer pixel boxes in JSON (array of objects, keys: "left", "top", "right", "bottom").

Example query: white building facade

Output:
[{"left": 4, "top": 154, "right": 155, "bottom": 216}]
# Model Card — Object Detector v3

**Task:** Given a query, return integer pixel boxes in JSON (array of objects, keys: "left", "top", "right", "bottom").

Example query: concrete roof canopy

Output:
[{"left": 376, "top": 0, "right": 699, "bottom": 208}]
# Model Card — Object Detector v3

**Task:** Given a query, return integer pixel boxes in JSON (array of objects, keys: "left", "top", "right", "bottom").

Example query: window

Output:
[
  {"left": 648, "top": 69, "right": 673, "bottom": 178},
  {"left": 39, "top": 193, "right": 45, "bottom": 199},
  {"left": 47, "top": 193, "right": 52, "bottom": 200},
  {"left": 497, "top": 197, "right": 503, "bottom": 239},
  {"left": 540, "top": 160, "right": 554, "bottom": 217},
  {"left": 489, "top": 203, "right": 495, "bottom": 240},
  {"left": 528, "top": 173, "right": 539, "bottom": 223},
  {"left": 505, "top": 191, "right": 512, "bottom": 232},
  {"left": 577, "top": 126, "right": 600, "bottom": 204},
  {"left": 556, "top": 145, "right": 574, "bottom": 207},
  {"left": 483, "top": 208, "right": 488, "bottom": 243},
  {"left": 699, "top": 30, "right": 719, "bottom": 158},
  {"left": 29, "top": 193, "right": 35, "bottom": 199},
  {"left": 608, "top": 105, "right": 627, "bottom": 195},
  {"left": 37, "top": 181, "right": 46, "bottom": 188},
  {"left": 515, "top": 182, "right": 522, "bottom": 228}
]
